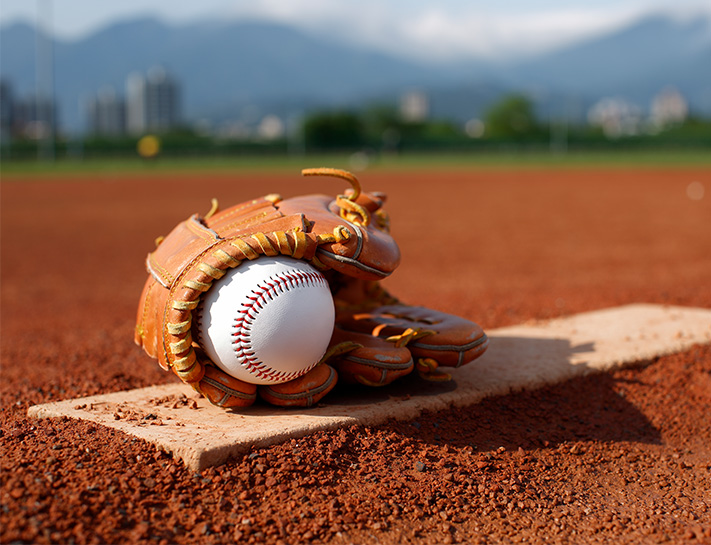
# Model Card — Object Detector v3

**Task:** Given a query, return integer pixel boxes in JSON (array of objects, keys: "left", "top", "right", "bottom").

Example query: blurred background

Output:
[{"left": 1, "top": 0, "right": 710, "bottom": 162}]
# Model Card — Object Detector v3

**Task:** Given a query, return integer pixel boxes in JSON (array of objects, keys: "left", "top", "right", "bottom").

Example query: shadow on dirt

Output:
[
  {"left": 388, "top": 372, "right": 662, "bottom": 453},
  {"left": 324, "top": 334, "right": 662, "bottom": 452}
]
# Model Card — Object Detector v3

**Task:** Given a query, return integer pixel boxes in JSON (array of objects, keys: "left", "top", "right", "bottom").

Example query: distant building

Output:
[
  {"left": 0, "top": 78, "right": 59, "bottom": 140},
  {"left": 13, "top": 97, "right": 57, "bottom": 140},
  {"left": 256, "top": 115, "right": 285, "bottom": 140},
  {"left": 650, "top": 87, "right": 688, "bottom": 128},
  {"left": 400, "top": 91, "right": 429, "bottom": 123},
  {"left": 464, "top": 118, "right": 485, "bottom": 138},
  {"left": 126, "top": 73, "right": 146, "bottom": 135},
  {"left": 0, "top": 79, "right": 12, "bottom": 143},
  {"left": 126, "top": 67, "right": 180, "bottom": 135},
  {"left": 20, "top": 97, "right": 57, "bottom": 140},
  {"left": 587, "top": 97, "right": 642, "bottom": 138},
  {"left": 87, "top": 87, "right": 126, "bottom": 136}
]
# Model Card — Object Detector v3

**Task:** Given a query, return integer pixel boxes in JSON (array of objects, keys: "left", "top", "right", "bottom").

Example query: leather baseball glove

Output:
[{"left": 135, "top": 168, "right": 488, "bottom": 408}]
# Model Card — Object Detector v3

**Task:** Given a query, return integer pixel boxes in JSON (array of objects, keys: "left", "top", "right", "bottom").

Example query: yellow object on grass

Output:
[{"left": 137, "top": 135, "right": 161, "bottom": 159}]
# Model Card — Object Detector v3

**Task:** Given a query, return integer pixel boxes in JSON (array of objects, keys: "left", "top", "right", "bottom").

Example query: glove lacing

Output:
[{"left": 302, "top": 167, "right": 371, "bottom": 227}]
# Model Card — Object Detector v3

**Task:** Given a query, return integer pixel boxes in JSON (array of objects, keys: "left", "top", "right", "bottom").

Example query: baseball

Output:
[{"left": 195, "top": 257, "right": 335, "bottom": 385}]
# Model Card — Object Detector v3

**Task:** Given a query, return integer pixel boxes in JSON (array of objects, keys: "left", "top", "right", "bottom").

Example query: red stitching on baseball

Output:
[{"left": 231, "top": 268, "right": 328, "bottom": 382}]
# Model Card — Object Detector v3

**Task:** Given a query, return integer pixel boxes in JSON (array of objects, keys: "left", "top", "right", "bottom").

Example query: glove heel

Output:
[
  {"left": 259, "top": 364, "right": 337, "bottom": 407},
  {"left": 196, "top": 365, "right": 257, "bottom": 408}
]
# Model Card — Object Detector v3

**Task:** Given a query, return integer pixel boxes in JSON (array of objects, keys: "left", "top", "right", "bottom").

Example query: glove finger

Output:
[
  {"left": 339, "top": 304, "right": 488, "bottom": 368},
  {"left": 259, "top": 363, "right": 338, "bottom": 407},
  {"left": 326, "top": 327, "right": 413, "bottom": 386},
  {"left": 196, "top": 365, "right": 257, "bottom": 408}
]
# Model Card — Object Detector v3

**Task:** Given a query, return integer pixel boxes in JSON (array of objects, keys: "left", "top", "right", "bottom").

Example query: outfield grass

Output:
[{"left": 2, "top": 148, "right": 710, "bottom": 178}]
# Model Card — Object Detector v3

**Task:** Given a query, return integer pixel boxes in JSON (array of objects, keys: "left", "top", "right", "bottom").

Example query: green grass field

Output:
[{"left": 2, "top": 148, "right": 710, "bottom": 178}]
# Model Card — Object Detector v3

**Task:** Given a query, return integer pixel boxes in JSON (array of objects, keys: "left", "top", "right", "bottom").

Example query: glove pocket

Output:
[
  {"left": 375, "top": 305, "right": 489, "bottom": 368},
  {"left": 326, "top": 327, "right": 414, "bottom": 386}
]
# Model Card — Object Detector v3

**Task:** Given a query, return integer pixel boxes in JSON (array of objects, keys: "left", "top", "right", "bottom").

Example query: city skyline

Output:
[
  {"left": 87, "top": 67, "right": 181, "bottom": 137},
  {"left": 1, "top": 7, "right": 708, "bottom": 138}
]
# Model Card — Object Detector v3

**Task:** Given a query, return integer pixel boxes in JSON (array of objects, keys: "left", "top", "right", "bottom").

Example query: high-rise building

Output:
[
  {"left": 400, "top": 91, "right": 429, "bottom": 123},
  {"left": 87, "top": 87, "right": 126, "bottom": 136},
  {"left": 0, "top": 78, "right": 58, "bottom": 141},
  {"left": 125, "top": 72, "right": 146, "bottom": 135},
  {"left": 0, "top": 79, "right": 13, "bottom": 143},
  {"left": 126, "top": 67, "right": 180, "bottom": 135}
]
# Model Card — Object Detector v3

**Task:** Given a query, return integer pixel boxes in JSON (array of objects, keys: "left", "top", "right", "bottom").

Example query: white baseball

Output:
[{"left": 196, "top": 257, "right": 335, "bottom": 385}]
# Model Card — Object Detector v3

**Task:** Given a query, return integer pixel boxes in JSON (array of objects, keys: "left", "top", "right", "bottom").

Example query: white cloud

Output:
[
  {"left": 2, "top": 0, "right": 710, "bottom": 60},
  {"left": 219, "top": 1, "right": 675, "bottom": 60}
]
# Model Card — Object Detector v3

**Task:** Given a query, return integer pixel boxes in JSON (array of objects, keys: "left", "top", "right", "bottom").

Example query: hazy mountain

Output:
[
  {"left": 501, "top": 14, "right": 711, "bottom": 112},
  {"left": 1, "top": 12, "right": 709, "bottom": 133},
  {"left": 0, "top": 18, "right": 465, "bottom": 132},
  {"left": 424, "top": 13, "right": 711, "bottom": 123}
]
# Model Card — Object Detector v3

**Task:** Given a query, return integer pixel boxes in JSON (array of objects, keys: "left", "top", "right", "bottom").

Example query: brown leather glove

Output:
[
  {"left": 135, "top": 168, "right": 488, "bottom": 409},
  {"left": 325, "top": 277, "right": 488, "bottom": 386},
  {"left": 135, "top": 168, "right": 399, "bottom": 408}
]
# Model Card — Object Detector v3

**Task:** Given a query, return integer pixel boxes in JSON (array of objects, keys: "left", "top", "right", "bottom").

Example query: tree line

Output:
[{"left": 3, "top": 94, "right": 710, "bottom": 160}]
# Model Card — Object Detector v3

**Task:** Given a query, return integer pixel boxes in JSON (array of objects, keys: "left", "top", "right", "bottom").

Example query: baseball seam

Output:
[{"left": 232, "top": 269, "right": 328, "bottom": 383}]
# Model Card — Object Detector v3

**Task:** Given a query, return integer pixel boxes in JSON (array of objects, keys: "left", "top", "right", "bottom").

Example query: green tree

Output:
[
  {"left": 303, "top": 111, "right": 365, "bottom": 149},
  {"left": 484, "top": 94, "right": 539, "bottom": 140}
]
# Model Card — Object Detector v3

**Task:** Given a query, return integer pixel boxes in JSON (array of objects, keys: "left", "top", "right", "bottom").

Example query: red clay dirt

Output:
[{"left": 2, "top": 166, "right": 710, "bottom": 544}]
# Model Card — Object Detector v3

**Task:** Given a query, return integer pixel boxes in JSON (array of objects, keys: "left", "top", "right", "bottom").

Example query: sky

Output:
[{"left": 2, "top": 0, "right": 710, "bottom": 60}]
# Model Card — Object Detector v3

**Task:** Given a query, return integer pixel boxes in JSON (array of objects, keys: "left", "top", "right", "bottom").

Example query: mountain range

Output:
[{"left": 1, "top": 13, "right": 710, "bottom": 133}]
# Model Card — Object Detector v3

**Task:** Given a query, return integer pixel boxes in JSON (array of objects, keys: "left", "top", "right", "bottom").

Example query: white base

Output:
[{"left": 29, "top": 304, "right": 711, "bottom": 470}]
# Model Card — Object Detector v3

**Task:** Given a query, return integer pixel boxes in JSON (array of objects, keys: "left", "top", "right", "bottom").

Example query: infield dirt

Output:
[{"left": 2, "top": 166, "right": 710, "bottom": 544}]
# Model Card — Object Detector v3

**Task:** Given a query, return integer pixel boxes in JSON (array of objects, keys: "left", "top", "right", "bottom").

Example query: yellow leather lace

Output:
[
  {"left": 302, "top": 167, "right": 370, "bottom": 226},
  {"left": 384, "top": 326, "right": 436, "bottom": 348}
]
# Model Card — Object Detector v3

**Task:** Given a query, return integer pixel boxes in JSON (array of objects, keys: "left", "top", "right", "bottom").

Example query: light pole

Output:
[{"left": 35, "top": 0, "right": 55, "bottom": 161}]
